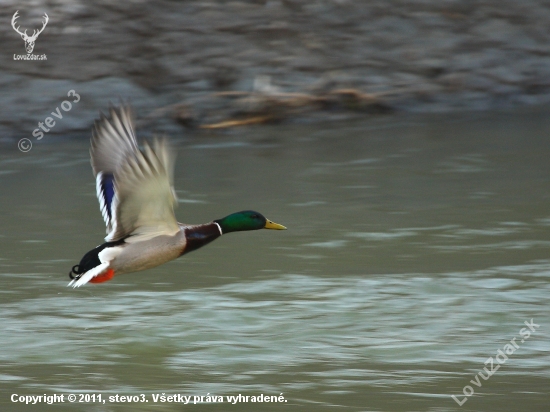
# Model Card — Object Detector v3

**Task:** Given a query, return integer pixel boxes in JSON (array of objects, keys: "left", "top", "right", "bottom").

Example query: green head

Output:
[{"left": 214, "top": 210, "right": 286, "bottom": 234}]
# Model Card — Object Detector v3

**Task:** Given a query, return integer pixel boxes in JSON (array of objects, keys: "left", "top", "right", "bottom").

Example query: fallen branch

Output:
[{"left": 199, "top": 115, "right": 273, "bottom": 129}]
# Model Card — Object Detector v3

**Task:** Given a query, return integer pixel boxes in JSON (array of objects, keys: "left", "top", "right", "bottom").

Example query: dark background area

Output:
[{"left": 2, "top": 0, "right": 550, "bottom": 140}]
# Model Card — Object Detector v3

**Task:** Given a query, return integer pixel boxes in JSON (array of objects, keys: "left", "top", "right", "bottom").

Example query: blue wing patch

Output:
[{"left": 96, "top": 172, "right": 116, "bottom": 226}]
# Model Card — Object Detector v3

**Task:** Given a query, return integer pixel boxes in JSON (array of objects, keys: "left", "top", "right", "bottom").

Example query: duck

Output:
[{"left": 68, "top": 105, "right": 286, "bottom": 288}]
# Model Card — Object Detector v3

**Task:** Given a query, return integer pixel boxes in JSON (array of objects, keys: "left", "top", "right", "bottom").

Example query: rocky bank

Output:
[{"left": 2, "top": 0, "right": 550, "bottom": 138}]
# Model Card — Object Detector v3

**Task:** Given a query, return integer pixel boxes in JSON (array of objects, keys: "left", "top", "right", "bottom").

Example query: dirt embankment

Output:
[{"left": 2, "top": 0, "right": 550, "bottom": 137}]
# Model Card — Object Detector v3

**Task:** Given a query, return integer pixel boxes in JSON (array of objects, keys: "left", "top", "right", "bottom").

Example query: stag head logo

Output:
[{"left": 12, "top": 10, "right": 49, "bottom": 54}]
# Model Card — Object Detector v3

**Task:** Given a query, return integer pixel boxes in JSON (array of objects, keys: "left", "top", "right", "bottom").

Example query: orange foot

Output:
[{"left": 89, "top": 268, "right": 115, "bottom": 284}]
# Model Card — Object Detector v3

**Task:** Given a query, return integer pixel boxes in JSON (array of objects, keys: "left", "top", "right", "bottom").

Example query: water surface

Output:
[{"left": 1, "top": 109, "right": 549, "bottom": 411}]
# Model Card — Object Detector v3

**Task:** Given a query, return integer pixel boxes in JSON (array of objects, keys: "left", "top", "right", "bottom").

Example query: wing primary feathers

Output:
[{"left": 90, "top": 104, "right": 180, "bottom": 242}]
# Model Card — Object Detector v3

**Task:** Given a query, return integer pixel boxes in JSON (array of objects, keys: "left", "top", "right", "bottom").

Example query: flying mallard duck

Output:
[{"left": 68, "top": 105, "right": 286, "bottom": 287}]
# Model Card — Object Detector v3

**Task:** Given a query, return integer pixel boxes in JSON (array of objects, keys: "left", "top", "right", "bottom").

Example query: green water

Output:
[{"left": 1, "top": 109, "right": 549, "bottom": 411}]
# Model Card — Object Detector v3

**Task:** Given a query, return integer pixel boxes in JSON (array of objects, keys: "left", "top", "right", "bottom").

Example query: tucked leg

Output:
[{"left": 89, "top": 268, "right": 115, "bottom": 283}]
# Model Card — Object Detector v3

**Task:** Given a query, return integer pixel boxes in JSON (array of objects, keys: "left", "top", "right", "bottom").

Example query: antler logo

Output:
[{"left": 12, "top": 10, "right": 49, "bottom": 54}]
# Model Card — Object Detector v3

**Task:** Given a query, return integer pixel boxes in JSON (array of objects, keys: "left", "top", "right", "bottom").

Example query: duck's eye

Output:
[{"left": 251, "top": 214, "right": 259, "bottom": 219}]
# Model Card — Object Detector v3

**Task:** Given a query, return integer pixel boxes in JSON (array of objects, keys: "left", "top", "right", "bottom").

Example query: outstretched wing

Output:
[
  {"left": 91, "top": 105, "right": 139, "bottom": 235},
  {"left": 109, "top": 138, "right": 179, "bottom": 242},
  {"left": 90, "top": 105, "right": 179, "bottom": 242}
]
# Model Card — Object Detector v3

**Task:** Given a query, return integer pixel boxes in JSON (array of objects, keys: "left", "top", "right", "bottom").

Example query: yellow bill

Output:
[{"left": 264, "top": 219, "right": 287, "bottom": 230}]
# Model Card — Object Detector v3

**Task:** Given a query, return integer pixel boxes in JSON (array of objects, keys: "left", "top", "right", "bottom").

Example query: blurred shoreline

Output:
[{"left": 2, "top": 0, "right": 550, "bottom": 137}]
